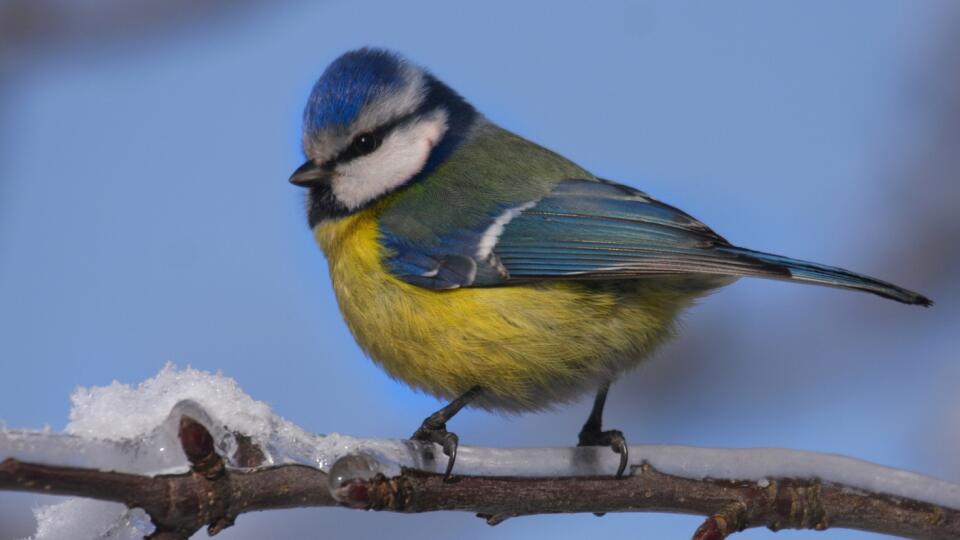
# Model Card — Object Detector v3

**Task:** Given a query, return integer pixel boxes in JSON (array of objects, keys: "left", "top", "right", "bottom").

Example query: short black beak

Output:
[{"left": 289, "top": 160, "right": 332, "bottom": 188}]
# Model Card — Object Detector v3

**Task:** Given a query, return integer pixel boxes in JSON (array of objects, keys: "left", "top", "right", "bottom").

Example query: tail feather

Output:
[{"left": 717, "top": 246, "right": 933, "bottom": 307}]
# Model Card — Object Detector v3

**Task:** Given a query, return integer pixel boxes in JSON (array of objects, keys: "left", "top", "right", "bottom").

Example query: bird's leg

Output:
[
  {"left": 411, "top": 386, "right": 482, "bottom": 481},
  {"left": 577, "top": 382, "right": 629, "bottom": 478}
]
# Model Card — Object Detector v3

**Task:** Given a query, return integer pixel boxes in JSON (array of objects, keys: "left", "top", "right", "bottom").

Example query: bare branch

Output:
[{"left": 1, "top": 417, "right": 958, "bottom": 539}]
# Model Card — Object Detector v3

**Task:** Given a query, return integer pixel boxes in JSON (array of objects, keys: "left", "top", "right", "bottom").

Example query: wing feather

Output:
[
  {"left": 494, "top": 179, "right": 788, "bottom": 280},
  {"left": 381, "top": 177, "right": 931, "bottom": 305}
]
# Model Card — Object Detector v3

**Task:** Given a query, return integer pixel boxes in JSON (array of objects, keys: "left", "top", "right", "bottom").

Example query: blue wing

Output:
[
  {"left": 381, "top": 178, "right": 931, "bottom": 305},
  {"left": 493, "top": 179, "right": 783, "bottom": 280}
]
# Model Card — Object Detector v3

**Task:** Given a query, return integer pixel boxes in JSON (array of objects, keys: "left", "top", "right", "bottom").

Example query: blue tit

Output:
[{"left": 289, "top": 48, "right": 931, "bottom": 478}]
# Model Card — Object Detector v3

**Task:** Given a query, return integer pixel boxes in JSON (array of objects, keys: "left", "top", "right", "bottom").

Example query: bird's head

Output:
[{"left": 291, "top": 48, "right": 477, "bottom": 225}]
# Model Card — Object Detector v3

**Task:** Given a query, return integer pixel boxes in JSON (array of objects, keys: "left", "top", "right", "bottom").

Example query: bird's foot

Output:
[
  {"left": 411, "top": 418, "right": 460, "bottom": 482},
  {"left": 578, "top": 428, "right": 629, "bottom": 479},
  {"left": 409, "top": 387, "right": 481, "bottom": 482}
]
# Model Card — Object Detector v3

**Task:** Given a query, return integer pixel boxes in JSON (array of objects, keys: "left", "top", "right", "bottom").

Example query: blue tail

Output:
[{"left": 717, "top": 246, "right": 932, "bottom": 306}]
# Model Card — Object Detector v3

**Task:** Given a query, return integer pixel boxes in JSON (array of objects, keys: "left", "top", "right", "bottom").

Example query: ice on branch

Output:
[
  {"left": 25, "top": 500, "right": 151, "bottom": 540},
  {"left": 2, "top": 364, "right": 959, "bottom": 539}
]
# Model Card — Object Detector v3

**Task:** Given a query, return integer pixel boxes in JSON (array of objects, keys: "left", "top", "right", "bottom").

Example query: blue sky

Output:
[{"left": 1, "top": 1, "right": 958, "bottom": 538}]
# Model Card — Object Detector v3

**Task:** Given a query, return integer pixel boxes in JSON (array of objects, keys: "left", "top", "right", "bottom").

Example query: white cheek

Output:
[{"left": 332, "top": 113, "right": 448, "bottom": 210}]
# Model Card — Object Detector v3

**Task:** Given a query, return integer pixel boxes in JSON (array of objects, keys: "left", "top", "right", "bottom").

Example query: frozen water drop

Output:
[{"left": 327, "top": 453, "right": 381, "bottom": 502}]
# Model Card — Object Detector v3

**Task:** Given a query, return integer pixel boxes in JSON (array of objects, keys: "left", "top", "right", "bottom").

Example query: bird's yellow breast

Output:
[{"left": 314, "top": 208, "right": 706, "bottom": 411}]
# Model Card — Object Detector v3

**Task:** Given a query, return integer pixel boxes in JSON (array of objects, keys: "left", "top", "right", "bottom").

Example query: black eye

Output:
[{"left": 350, "top": 132, "right": 381, "bottom": 157}]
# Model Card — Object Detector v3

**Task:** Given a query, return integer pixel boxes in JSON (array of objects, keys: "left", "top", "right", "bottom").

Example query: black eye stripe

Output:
[
  {"left": 355, "top": 133, "right": 380, "bottom": 153},
  {"left": 324, "top": 110, "right": 422, "bottom": 168},
  {"left": 336, "top": 131, "right": 382, "bottom": 162}
]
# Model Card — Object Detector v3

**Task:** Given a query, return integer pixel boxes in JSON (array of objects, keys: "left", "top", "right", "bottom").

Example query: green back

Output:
[{"left": 379, "top": 119, "right": 594, "bottom": 244}]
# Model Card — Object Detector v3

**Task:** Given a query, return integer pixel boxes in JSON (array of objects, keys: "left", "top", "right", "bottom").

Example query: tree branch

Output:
[{"left": 1, "top": 416, "right": 957, "bottom": 539}]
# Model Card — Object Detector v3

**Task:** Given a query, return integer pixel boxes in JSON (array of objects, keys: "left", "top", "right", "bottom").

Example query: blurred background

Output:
[{"left": 1, "top": 1, "right": 958, "bottom": 538}]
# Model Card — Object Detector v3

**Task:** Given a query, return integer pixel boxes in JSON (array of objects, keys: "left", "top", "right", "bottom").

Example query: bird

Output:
[{"left": 290, "top": 48, "right": 932, "bottom": 480}]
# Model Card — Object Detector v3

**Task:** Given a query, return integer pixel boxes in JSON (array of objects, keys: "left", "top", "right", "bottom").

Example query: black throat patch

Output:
[{"left": 306, "top": 182, "right": 350, "bottom": 227}]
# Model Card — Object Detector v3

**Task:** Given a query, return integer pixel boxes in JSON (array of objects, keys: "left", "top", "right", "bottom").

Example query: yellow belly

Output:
[{"left": 315, "top": 209, "right": 713, "bottom": 412}]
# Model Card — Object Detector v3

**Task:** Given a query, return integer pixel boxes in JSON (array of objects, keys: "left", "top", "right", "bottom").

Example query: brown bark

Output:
[{"left": 1, "top": 417, "right": 956, "bottom": 539}]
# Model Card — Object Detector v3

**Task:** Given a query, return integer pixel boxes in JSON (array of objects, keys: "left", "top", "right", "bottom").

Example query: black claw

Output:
[
  {"left": 410, "top": 387, "right": 481, "bottom": 483},
  {"left": 441, "top": 432, "right": 459, "bottom": 481},
  {"left": 412, "top": 423, "right": 460, "bottom": 482},
  {"left": 610, "top": 433, "right": 629, "bottom": 479},
  {"left": 578, "top": 428, "right": 629, "bottom": 479}
]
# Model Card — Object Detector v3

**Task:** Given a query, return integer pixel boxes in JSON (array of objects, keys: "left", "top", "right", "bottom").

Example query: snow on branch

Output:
[{"left": 1, "top": 365, "right": 958, "bottom": 539}]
